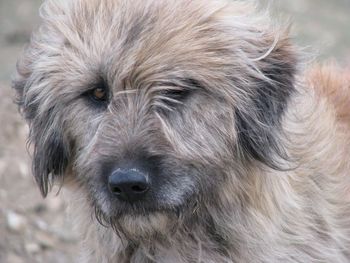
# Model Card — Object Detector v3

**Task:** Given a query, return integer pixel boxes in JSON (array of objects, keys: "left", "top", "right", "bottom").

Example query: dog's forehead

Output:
[{"left": 47, "top": 0, "right": 245, "bottom": 90}]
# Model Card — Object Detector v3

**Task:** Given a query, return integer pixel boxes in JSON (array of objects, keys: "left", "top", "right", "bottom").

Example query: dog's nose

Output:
[{"left": 108, "top": 169, "right": 150, "bottom": 202}]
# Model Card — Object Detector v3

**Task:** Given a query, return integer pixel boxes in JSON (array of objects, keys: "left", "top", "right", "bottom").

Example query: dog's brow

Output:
[{"left": 152, "top": 78, "right": 204, "bottom": 90}]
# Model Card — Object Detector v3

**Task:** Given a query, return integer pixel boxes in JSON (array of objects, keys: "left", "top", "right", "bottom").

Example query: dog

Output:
[{"left": 13, "top": 0, "right": 350, "bottom": 262}]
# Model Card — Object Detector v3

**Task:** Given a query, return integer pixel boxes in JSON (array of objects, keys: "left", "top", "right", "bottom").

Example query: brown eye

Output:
[
  {"left": 92, "top": 87, "right": 107, "bottom": 101},
  {"left": 83, "top": 78, "right": 109, "bottom": 108}
]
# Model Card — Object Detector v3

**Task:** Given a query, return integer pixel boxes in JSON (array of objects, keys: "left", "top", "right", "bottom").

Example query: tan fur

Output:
[
  {"left": 307, "top": 64, "right": 350, "bottom": 128},
  {"left": 13, "top": 0, "right": 350, "bottom": 262}
]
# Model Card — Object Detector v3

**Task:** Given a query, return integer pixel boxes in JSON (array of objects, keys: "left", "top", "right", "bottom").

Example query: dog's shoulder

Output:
[{"left": 306, "top": 63, "right": 350, "bottom": 127}]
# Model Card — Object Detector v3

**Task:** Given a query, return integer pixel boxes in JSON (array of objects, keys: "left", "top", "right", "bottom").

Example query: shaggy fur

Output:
[{"left": 13, "top": 0, "right": 350, "bottom": 262}]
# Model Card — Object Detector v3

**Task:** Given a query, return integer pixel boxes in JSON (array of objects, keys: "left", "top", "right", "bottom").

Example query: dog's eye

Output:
[
  {"left": 158, "top": 88, "right": 191, "bottom": 109},
  {"left": 163, "top": 88, "right": 190, "bottom": 101},
  {"left": 83, "top": 78, "right": 110, "bottom": 107},
  {"left": 91, "top": 87, "right": 107, "bottom": 101}
]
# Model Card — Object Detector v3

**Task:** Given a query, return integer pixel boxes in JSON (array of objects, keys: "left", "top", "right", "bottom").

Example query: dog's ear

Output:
[
  {"left": 12, "top": 45, "right": 70, "bottom": 197},
  {"left": 233, "top": 29, "right": 297, "bottom": 169}
]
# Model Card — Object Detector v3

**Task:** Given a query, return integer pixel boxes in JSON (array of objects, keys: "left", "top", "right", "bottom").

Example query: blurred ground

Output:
[{"left": 0, "top": 0, "right": 349, "bottom": 262}]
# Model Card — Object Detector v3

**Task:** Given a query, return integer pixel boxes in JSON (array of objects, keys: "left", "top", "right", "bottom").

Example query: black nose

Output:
[{"left": 108, "top": 169, "right": 150, "bottom": 202}]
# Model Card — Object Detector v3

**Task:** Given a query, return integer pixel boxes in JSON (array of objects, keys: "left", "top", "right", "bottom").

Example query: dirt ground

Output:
[{"left": 0, "top": 0, "right": 349, "bottom": 262}]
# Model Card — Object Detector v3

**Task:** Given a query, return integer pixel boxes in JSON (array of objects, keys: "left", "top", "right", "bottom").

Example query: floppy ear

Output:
[
  {"left": 234, "top": 31, "right": 297, "bottom": 169},
  {"left": 12, "top": 44, "right": 70, "bottom": 197}
]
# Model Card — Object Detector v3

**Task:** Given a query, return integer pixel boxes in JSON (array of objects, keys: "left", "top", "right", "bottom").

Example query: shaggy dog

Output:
[{"left": 13, "top": 0, "right": 350, "bottom": 262}]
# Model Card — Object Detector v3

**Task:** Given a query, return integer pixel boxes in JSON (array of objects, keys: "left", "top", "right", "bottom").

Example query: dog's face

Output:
[{"left": 13, "top": 0, "right": 296, "bottom": 238}]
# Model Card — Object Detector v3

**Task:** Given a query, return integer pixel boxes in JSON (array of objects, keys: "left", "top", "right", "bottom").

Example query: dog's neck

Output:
[
  {"left": 91, "top": 217, "right": 233, "bottom": 263},
  {"left": 65, "top": 194, "right": 237, "bottom": 263}
]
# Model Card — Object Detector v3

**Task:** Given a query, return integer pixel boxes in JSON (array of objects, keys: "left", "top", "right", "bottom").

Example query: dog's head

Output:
[{"left": 13, "top": 0, "right": 296, "bottom": 239}]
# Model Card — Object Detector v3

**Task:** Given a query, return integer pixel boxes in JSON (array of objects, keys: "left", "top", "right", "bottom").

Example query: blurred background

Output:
[{"left": 0, "top": 0, "right": 349, "bottom": 262}]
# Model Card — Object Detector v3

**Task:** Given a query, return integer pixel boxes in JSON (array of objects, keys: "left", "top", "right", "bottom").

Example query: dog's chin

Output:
[
  {"left": 101, "top": 211, "right": 177, "bottom": 241},
  {"left": 121, "top": 212, "right": 172, "bottom": 238},
  {"left": 93, "top": 186, "right": 198, "bottom": 240},
  {"left": 94, "top": 198, "right": 189, "bottom": 241}
]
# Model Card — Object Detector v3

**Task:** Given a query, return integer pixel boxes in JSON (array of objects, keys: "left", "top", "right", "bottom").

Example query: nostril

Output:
[
  {"left": 110, "top": 186, "right": 122, "bottom": 194},
  {"left": 131, "top": 184, "right": 148, "bottom": 193}
]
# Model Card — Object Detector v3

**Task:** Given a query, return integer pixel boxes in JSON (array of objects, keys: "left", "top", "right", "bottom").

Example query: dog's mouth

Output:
[
  {"left": 97, "top": 192, "right": 189, "bottom": 219},
  {"left": 86, "top": 168, "right": 200, "bottom": 238},
  {"left": 91, "top": 183, "right": 199, "bottom": 238},
  {"left": 93, "top": 201, "right": 183, "bottom": 240}
]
